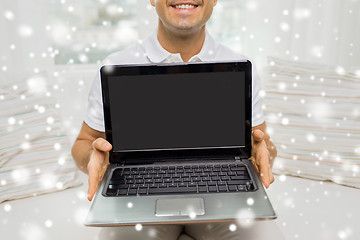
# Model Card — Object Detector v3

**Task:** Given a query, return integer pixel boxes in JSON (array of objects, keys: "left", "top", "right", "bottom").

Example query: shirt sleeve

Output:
[
  {"left": 84, "top": 70, "right": 105, "bottom": 132},
  {"left": 251, "top": 62, "right": 265, "bottom": 127}
]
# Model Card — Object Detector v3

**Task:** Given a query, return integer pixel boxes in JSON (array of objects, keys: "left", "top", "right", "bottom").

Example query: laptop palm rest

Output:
[{"left": 155, "top": 198, "right": 205, "bottom": 217}]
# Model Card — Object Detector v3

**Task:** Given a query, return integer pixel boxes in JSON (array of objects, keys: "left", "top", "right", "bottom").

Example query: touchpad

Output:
[{"left": 155, "top": 198, "right": 205, "bottom": 217}]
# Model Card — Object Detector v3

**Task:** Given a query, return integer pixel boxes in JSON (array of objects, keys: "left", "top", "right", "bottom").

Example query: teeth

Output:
[{"left": 173, "top": 4, "right": 197, "bottom": 9}]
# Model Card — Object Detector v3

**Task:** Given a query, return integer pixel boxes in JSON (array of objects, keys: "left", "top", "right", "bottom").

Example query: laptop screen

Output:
[{"left": 107, "top": 70, "right": 246, "bottom": 152}]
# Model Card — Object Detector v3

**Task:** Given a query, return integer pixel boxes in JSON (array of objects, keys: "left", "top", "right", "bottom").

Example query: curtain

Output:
[{"left": 209, "top": 0, "right": 360, "bottom": 72}]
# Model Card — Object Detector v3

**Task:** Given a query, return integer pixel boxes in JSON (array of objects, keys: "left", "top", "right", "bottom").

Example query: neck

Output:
[{"left": 157, "top": 21, "right": 206, "bottom": 62}]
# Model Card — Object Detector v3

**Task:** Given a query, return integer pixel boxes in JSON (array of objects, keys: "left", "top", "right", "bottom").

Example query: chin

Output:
[{"left": 174, "top": 20, "right": 198, "bottom": 30}]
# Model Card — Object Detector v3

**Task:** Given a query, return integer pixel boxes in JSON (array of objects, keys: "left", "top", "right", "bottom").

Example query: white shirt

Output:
[{"left": 85, "top": 30, "right": 264, "bottom": 132}]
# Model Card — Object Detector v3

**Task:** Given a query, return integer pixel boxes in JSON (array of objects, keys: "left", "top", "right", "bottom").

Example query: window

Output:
[{"left": 48, "top": 0, "right": 139, "bottom": 65}]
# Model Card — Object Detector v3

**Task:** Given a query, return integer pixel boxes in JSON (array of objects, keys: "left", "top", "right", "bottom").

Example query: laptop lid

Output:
[{"left": 100, "top": 61, "right": 252, "bottom": 164}]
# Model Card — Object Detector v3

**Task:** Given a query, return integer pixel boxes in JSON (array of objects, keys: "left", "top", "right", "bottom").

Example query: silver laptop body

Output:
[{"left": 85, "top": 61, "right": 277, "bottom": 226}]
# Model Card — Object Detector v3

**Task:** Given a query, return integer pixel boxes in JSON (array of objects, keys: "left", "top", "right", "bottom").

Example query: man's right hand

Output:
[{"left": 87, "top": 138, "right": 112, "bottom": 201}]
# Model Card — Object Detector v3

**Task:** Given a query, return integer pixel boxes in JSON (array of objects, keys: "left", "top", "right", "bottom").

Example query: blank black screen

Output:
[{"left": 108, "top": 72, "right": 245, "bottom": 151}]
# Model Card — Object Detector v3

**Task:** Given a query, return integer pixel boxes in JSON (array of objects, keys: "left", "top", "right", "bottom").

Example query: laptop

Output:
[{"left": 85, "top": 60, "right": 277, "bottom": 226}]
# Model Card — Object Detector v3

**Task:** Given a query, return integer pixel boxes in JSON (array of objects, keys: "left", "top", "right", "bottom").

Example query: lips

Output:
[{"left": 169, "top": 1, "right": 200, "bottom": 10}]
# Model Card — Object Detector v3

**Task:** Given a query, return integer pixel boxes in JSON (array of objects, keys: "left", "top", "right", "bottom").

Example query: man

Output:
[{"left": 72, "top": 0, "right": 278, "bottom": 239}]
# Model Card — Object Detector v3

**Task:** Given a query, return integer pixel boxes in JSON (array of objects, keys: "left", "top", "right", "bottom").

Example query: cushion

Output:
[
  {"left": 0, "top": 73, "right": 81, "bottom": 203},
  {"left": 264, "top": 57, "right": 360, "bottom": 188}
]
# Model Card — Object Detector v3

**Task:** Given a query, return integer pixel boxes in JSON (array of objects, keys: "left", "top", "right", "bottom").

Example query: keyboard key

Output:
[
  {"left": 128, "top": 189, "right": 137, "bottom": 195},
  {"left": 220, "top": 176, "right": 230, "bottom": 181},
  {"left": 235, "top": 171, "right": 248, "bottom": 176},
  {"left": 138, "top": 189, "right": 147, "bottom": 194},
  {"left": 188, "top": 182, "right": 196, "bottom": 187},
  {"left": 231, "top": 176, "right": 250, "bottom": 180},
  {"left": 211, "top": 176, "right": 220, "bottom": 181},
  {"left": 218, "top": 185, "right": 228, "bottom": 192},
  {"left": 202, "top": 177, "right": 211, "bottom": 181},
  {"left": 169, "top": 183, "right": 177, "bottom": 187},
  {"left": 227, "top": 180, "right": 249, "bottom": 185},
  {"left": 173, "top": 178, "right": 182, "bottom": 183},
  {"left": 231, "top": 167, "right": 246, "bottom": 171},
  {"left": 106, "top": 189, "right": 117, "bottom": 196},
  {"left": 149, "top": 183, "right": 157, "bottom": 188},
  {"left": 148, "top": 187, "right": 197, "bottom": 194},
  {"left": 118, "top": 189, "right": 128, "bottom": 195},
  {"left": 208, "top": 186, "right": 217, "bottom": 192},
  {"left": 109, "top": 179, "right": 125, "bottom": 185},
  {"left": 228, "top": 185, "right": 237, "bottom": 192},
  {"left": 192, "top": 177, "right": 201, "bottom": 182},
  {"left": 217, "top": 181, "right": 227, "bottom": 186},
  {"left": 246, "top": 182, "right": 255, "bottom": 191},
  {"left": 198, "top": 186, "right": 207, "bottom": 192}
]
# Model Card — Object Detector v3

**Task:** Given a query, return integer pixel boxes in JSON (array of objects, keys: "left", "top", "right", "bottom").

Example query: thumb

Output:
[
  {"left": 92, "top": 138, "right": 112, "bottom": 152},
  {"left": 252, "top": 129, "right": 264, "bottom": 143}
]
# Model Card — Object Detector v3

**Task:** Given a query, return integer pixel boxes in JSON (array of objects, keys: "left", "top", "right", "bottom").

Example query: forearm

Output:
[{"left": 71, "top": 139, "right": 93, "bottom": 174}]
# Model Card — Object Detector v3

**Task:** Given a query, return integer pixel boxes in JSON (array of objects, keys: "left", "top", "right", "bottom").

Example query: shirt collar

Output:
[{"left": 141, "top": 29, "right": 217, "bottom": 63}]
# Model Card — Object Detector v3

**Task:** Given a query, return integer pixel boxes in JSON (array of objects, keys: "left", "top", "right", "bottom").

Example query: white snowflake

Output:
[
  {"left": 4, "top": 10, "right": 15, "bottom": 20},
  {"left": 18, "top": 25, "right": 33, "bottom": 37},
  {"left": 135, "top": 224, "right": 143, "bottom": 231},
  {"left": 294, "top": 8, "right": 311, "bottom": 20},
  {"left": 229, "top": 224, "right": 237, "bottom": 232},
  {"left": 44, "top": 220, "right": 53, "bottom": 228},
  {"left": 246, "top": 198, "right": 254, "bottom": 206},
  {"left": 280, "top": 22, "right": 290, "bottom": 32},
  {"left": 4, "top": 204, "right": 12, "bottom": 212}
]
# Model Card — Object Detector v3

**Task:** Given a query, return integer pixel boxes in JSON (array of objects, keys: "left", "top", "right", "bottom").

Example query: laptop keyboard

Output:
[{"left": 105, "top": 163, "right": 255, "bottom": 196}]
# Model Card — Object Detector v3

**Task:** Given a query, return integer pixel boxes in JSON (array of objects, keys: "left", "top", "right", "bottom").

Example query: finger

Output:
[
  {"left": 252, "top": 129, "right": 264, "bottom": 143},
  {"left": 92, "top": 138, "right": 112, "bottom": 152},
  {"left": 269, "top": 167, "right": 275, "bottom": 185},
  {"left": 88, "top": 169, "right": 100, "bottom": 201},
  {"left": 258, "top": 155, "right": 271, "bottom": 188}
]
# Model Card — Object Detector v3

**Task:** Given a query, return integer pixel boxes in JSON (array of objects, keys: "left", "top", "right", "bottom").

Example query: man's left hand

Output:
[{"left": 251, "top": 129, "right": 275, "bottom": 188}]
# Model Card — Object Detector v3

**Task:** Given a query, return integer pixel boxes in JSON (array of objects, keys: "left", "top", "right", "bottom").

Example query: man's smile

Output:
[
  {"left": 171, "top": 4, "right": 198, "bottom": 9},
  {"left": 169, "top": 1, "right": 200, "bottom": 12}
]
